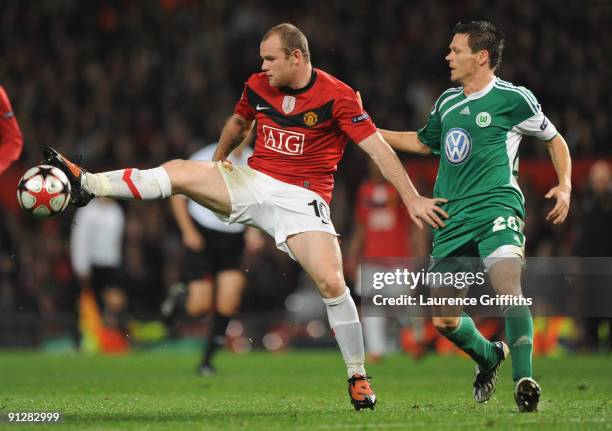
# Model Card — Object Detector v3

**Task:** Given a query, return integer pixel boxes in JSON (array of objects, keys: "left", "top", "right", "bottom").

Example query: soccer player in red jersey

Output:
[
  {"left": 346, "top": 161, "right": 428, "bottom": 361},
  {"left": 0, "top": 86, "right": 23, "bottom": 175},
  {"left": 43, "top": 23, "right": 448, "bottom": 410}
]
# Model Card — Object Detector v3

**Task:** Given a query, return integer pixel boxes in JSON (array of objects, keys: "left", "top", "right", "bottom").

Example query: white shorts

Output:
[
  {"left": 214, "top": 162, "right": 338, "bottom": 258},
  {"left": 483, "top": 244, "right": 525, "bottom": 272}
]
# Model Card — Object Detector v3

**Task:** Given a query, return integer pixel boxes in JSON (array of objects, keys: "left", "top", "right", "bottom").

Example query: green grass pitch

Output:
[{"left": 1, "top": 351, "right": 610, "bottom": 430}]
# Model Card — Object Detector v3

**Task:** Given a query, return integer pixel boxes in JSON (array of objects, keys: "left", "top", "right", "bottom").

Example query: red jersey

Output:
[
  {"left": 356, "top": 181, "right": 411, "bottom": 258},
  {"left": 234, "top": 68, "right": 376, "bottom": 203},
  {"left": 0, "top": 86, "right": 23, "bottom": 175}
]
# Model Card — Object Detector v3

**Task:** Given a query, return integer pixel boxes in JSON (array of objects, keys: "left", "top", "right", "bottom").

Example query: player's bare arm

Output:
[
  {"left": 379, "top": 129, "right": 432, "bottom": 155},
  {"left": 355, "top": 92, "right": 431, "bottom": 155},
  {"left": 358, "top": 131, "right": 448, "bottom": 230},
  {"left": 213, "top": 114, "right": 253, "bottom": 162},
  {"left": 242, "top": 121, "right": 257, "bottom": 147},
  {"left": 544, "top": 133, "right": 572, "bottom": 225}
]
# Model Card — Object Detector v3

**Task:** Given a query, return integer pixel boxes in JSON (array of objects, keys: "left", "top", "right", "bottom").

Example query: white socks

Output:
[
  {"left": 323, "top": 287, "right": 366, "bottom": 377},
  {"left": 363, "top": 316, "right": 386, "bottom": 357},
  {"left": 83, "top": 167, "right": 172, "bottom": 200}
]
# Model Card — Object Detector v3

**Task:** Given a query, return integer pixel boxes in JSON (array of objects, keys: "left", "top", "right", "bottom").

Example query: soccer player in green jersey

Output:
[{"left": 379, "top": 21, "right": 572, "bottom": 412}]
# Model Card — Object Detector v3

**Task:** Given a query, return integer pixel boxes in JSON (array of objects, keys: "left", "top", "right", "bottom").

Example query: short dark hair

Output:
[
  {"left": 453, "top": 21, "right": 505, "bottom": 70},
  {"left": 262, "top": 23, "right": 311, "bottom": 63}
]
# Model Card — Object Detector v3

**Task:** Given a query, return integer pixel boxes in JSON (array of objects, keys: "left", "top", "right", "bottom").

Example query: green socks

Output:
[
  {"left": 441, "top": 307, "right": 534, "bottom": 381},
  {"left": 443, "top": 312, "right": 499, "bottom": 371},
  {"left": 504, "top": 305, "right": 534, "bottom": 381}
]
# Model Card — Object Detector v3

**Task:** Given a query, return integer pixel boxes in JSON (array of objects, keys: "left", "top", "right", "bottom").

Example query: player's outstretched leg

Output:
[
  {"left": 42, "top": 147, "right": 232, "bottom": 216},
  {"left": 43, "top": 146, "right": 171, "bottom": 206}
]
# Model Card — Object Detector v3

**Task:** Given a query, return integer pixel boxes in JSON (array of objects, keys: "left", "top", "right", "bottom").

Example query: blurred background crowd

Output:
[{"left": 0, "top": 0, "right": 611, "bottom": 355}]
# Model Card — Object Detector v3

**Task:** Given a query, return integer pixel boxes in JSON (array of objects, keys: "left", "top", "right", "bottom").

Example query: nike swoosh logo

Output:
[{"left": 256, "top": 104, "right": 270, "bottom": 111}]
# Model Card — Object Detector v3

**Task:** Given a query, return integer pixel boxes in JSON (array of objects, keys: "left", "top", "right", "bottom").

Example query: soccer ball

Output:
[{"left": 16, "top": 165, "right": 71, "bottom": 218}]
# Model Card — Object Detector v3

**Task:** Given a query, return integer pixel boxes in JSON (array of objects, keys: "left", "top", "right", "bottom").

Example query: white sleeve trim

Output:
[{"left": 512, "top": 112, "right": 558, "bottom": 141}]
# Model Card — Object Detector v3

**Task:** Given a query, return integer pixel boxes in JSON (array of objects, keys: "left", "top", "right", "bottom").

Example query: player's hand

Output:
[
  {"left": 183, "top": 229, "right": 205, "bottom": 251},
  {"left": 405, "top": 196, "right": 449, "bottom": 230},
  {"left": 545, "top": 184, "right": 571, "bottom": 224}
]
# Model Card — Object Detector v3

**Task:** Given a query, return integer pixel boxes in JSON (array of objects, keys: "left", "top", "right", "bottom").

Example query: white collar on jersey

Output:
[{"left": 465, "top": 76, "right": 497, "bottom": 100}]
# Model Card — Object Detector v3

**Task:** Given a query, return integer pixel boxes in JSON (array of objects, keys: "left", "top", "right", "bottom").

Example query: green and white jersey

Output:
[{"left": 417, "top": 77, "right": 558, "bottom": 221}]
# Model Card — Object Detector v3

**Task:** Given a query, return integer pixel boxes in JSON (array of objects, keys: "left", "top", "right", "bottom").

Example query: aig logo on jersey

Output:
[
  {"left": 263, "top": 125, "right": 304, "bottom": 156},
  {"left": 444, "top": 128, "right": 472, "bottom": 165}
]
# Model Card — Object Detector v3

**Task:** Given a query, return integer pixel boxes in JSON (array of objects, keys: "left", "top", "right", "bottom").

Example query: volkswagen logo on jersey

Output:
[{"left": 444, "top": 128, "right": 472, "bottom": 165}]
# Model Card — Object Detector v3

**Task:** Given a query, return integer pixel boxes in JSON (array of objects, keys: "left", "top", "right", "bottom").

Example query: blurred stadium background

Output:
[{"left": 0, "top": 0, "right": 611, "bottom": 359}]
